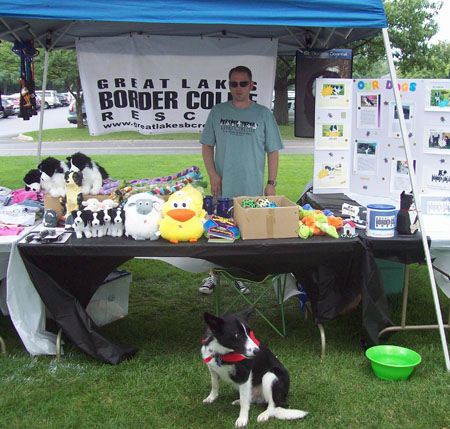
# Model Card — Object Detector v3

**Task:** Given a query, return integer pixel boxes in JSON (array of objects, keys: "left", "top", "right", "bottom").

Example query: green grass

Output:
[
  {"left": 23, "top": 124, "right": 304, "bottom": 142},
  {"left": 0, "top": 155, "right": 449, "bottom": 428}
]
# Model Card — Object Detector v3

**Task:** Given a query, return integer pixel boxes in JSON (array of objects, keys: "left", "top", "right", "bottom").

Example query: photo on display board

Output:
[
  {"left": 388, "top": 102, "right": 415, "bottom": 138},
  {"left": 425, "top": 84, "right": 450, "bottom": 112},
  {"left": 389, "top": 159, "right": 415, "bottom": 194},
  {"left": 424, "top": 126, "right": 450, "bottom": 154},
  {"left": 314, "top": 160, "right": 348, "bottom": 189},
  {"left": 356, "top": 94, "right": 381, "bottom": 129},
  {"left": 353, "top": 141, "right": 377, "bottom": 175},
  {"left": 315, "top": 122, "right": 350, "bottom": 150},
  {"left": 316, "top": 81, "right": 352, "bottom": 109}
]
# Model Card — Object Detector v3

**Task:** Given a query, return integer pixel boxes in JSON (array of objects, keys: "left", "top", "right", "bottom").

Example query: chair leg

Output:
[
  {"left": 0, "top": 335, "right": 6, "bottom": 356},
  {"left": 56, "top": 329, "right": 63, "bottom": 360}
]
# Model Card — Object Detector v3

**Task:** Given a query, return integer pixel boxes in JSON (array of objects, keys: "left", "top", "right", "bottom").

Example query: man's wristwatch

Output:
[{"left": 267, "top": 180, "right": 277, "bottom": 186}]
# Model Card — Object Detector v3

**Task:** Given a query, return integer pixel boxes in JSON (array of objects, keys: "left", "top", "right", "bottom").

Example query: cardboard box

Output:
[
  {"left": 86, "top": 270, "right": 131, "bottom": 327},
  {"left": 44, "top": 193, "right": 111, "bottom": 218},
  {"left": 233, "top": 196, "right": 299, "bottom": 240}
]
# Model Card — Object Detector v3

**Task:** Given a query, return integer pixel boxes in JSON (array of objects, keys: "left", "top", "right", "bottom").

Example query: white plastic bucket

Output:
[{"left": 366, "top": 204, "right": 397, "bottom": 237}]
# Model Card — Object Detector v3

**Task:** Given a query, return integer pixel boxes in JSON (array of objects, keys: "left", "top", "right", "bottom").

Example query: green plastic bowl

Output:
[{"left": 365, "top": 345, "right": 421, "bottom": 380}]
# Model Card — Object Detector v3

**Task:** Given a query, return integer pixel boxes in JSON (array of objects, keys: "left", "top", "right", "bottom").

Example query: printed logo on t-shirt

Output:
[{"left": 220, "top": 118, "right": 258, "bottom": 136}]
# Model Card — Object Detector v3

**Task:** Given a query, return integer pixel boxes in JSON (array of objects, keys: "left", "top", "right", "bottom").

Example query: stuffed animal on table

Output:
[
  {"left": 90, "top": 211, "right": 105, "bottom": 238},
  {"left": 298, "top": 208, "right": 343, "bottom": 239},
  {"left": 82, "top": 198, "right": 105, "bottom": 212},
  {"left": 159, "top": 184, "right": 206, "bottom": 244},
  {"left": 23, "top": 169, "right": 41, "bottom": 192},
  {"left": 61, "top": 171, "right": 83, "bottom": 216},
  {"left": 110, "top": 207, "right": 125, "bottom": 237},
  {"left": 397, "top": 191, "right": 419, "bottom": 235},
  {"left": 124, "top": 193, "right": 164, "bottom": 240},
  {"left": 38, "top": 157, "right": 69, "bottom": 198},
  {"left": 71, "top": 209, "right": 93, "bottom": 239},
  {"left": 66, "top": 152, "right": 109, "bottom": 195}
]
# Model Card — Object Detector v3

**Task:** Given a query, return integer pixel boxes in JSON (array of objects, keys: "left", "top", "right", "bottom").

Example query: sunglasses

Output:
[{"left": 229, "top": 81, "right": 250, "bottom": 88}]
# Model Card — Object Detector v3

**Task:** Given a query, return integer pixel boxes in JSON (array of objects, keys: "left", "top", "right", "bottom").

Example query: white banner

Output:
[{"left": 76, "top": 35, "right": 278, "bottom": 136}]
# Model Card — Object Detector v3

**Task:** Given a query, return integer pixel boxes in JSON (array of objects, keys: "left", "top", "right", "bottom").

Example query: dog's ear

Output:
[
  {"left": 204, "top": 312, "right": 224, "bottom": 334},
  {"left": 240, "top": 306, "right": 256, "bottom": 321}
]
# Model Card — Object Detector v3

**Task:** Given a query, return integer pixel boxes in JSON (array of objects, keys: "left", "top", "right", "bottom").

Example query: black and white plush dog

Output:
[
  {"left": 66, "top": 152, "right": 109, "bottom": 195},
  {"left": 201, "top": 307, "right": 308, "bottom": 427},
  {"left": 37, "top": 157, "right": 69, "bottom": 197},
  {"left": 23, "top": 168, "right": 42, "bottom": 192}
]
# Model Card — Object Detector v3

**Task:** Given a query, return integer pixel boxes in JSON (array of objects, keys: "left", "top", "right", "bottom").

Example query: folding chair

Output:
[
  {"left": 213, "top": 269, "right": 327, "bottom": 357},
  {"left": 213, "top": 269, "right": 290, "bottom": 338}
]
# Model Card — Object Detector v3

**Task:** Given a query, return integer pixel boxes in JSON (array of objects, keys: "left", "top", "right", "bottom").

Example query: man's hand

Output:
[
  {"left": 264, "top": 183, "right": 276, "bottom": 196},
  {"left": 209, "top": 171, "right": 222, "bottom": 198}
]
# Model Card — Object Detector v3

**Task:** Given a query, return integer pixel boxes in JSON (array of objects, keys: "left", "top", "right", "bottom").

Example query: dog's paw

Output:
[
  {"left": 203, "top": 394, "right": 218, "bottom": 404},
  {"left": 234, "top": 416, "right": 248, "bottom": 427},
  {"left": 257, "top": 410, "right": 272, "bottom": 423},
  {"left": 231, "top": 399, "right": 240, "bottom": 406}
]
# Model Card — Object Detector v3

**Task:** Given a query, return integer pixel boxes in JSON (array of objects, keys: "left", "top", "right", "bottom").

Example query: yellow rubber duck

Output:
[{"left": 159, "top": 185, "right": 206, "bottom": 244}]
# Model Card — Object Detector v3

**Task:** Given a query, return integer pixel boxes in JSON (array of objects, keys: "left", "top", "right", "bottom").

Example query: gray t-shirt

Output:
[{"left": 200, "top": 101, "right": 284, "bottom": 198}]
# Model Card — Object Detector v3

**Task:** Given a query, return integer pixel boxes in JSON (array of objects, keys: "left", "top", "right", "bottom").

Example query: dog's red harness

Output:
[{"left": 202, "top": 330, "right": 260, "bottom": 365}]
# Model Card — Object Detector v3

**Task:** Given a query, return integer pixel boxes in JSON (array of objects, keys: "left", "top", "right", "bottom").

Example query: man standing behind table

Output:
[{"left": 198, "top": 65, "right": 284, "bottom": 294}]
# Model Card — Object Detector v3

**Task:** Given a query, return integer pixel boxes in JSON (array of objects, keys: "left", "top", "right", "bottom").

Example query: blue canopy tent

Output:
[{"left": 0, "top": 0, "right": 448, "bottom": 371}]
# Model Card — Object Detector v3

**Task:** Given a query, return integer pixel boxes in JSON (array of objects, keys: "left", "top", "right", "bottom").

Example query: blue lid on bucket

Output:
[{"left": 367, "top": 204, "right": 396, "bottom": 210}]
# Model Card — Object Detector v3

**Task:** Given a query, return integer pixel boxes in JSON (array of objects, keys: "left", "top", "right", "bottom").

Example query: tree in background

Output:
[
  {"left": 0, "top": 40, "right": 24, "bottom": 94},
  {"left": 350, "top": 0, "right": 444, "bottom": 77},
  {"left": 273, "top": 56, "right": 295, "bottom": 126},
  {"left": 273, "top": 0, "right": 445, "bottom": 124},
  {"left": 46, "top": 49, "right": 85, "bottom": 128}
]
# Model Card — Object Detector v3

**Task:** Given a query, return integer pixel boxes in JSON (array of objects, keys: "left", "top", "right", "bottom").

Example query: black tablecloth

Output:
[{"left": 18, "top": 230, "right": 426, "bottom": 364}]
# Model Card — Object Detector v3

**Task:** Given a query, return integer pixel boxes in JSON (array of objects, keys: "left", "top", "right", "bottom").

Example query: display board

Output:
[{"left": 313, "top": 78, "right": 450, "bottom": 205}]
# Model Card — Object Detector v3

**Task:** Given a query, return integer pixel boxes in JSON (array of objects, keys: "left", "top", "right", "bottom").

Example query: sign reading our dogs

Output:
[{"left": 76, "top": 35, "right": 277, "bottom": 136}]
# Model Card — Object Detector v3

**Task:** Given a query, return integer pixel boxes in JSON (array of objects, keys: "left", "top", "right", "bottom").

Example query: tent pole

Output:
[
  {"left": 382, "top": 28, "right": 450, "bottom": 372},
  {"left": 36, "top": 48, "right": 49, "bottom": 165}
]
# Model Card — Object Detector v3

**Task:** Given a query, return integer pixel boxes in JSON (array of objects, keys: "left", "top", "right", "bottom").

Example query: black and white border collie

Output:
[
  {"left": 201, "top": 307, "right": 307, "bottom": 427},
  {"left": 66, "top": 152, "right": 109, "bottom": 195},
  {"left": 37, "top": 157, "right": 68, "bottom": 197}
]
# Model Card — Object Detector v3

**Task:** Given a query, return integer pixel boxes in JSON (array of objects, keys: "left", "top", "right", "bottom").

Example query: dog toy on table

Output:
[
  {"left": 61, "top": 171, "right": 83, "bottom": 216},
  {"left": 124, "top": 193, "right": 164, "bottom": 241},
  {"left": 203, "top": 215, "right": 240, "bottom": 241},
  {"left": 159, "top": 184, "right": 206, "bottom": 244},
  {"left": 298, "top": 205, "right": 343, "bottom": 239}
]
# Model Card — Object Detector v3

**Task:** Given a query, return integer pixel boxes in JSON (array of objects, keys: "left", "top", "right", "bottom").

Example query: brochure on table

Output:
[{"left": 312, "top": 78, "right": 450, "bottom": 233}]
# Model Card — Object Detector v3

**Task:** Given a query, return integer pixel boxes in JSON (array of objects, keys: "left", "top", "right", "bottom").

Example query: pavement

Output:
[{"left": 0, "top": 135, "right": 314, "bottom": 156}]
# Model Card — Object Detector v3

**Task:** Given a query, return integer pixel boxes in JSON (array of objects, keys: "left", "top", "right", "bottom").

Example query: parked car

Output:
[
  {"left": 0, "top": 97, "right": 16, "bottom": 118},
  {"left": 57, "top": 93, "right": 70, "bottom": 106},
  {"left": 67, "top": 99, "right": 86, "bottom": 124},
  {"left": 35, "top": 90, "right": 61, "bottom": 108}
]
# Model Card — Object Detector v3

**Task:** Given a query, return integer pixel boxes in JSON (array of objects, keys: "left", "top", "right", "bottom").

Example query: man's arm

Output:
[
  {"left": 202, "top": 144, "right": 222, "bottom": 198},
  {"left": 264, "top": 150, "right": 279, "bottom": 196}
]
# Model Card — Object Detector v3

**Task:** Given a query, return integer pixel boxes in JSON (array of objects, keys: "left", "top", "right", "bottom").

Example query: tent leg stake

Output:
[
  {"left": 0, "top": 336, "right": 6, "bottom": 355},
  {"left": 56, "top": 329, "right": 63, "bottom": 360},
  {"left": 306, "top": 302, "right": 326, "bottom": 358}
]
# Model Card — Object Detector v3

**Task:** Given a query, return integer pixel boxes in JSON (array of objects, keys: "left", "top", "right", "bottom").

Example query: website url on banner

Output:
[{"left": 102, "top": 121, "right": 205, "bottom": 130}]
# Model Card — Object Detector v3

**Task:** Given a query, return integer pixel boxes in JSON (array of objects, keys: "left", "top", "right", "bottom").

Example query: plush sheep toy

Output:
[{"left": 124, "top": 193, "right": 164, "bottom": 240}]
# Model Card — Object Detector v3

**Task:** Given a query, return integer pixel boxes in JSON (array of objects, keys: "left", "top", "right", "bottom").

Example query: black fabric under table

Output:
[{"left": 18, "top": 232, "right": 425, "bottom": 364}]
